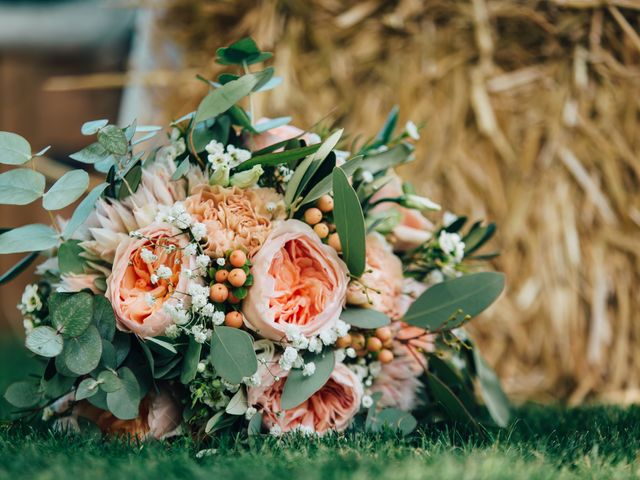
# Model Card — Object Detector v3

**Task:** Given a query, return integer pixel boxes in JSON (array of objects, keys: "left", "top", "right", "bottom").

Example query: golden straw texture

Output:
[{"left": 154, "top": 0, "right": 640, "bottom": 403}]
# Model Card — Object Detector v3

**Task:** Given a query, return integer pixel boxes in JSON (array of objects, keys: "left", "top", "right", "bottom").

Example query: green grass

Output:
[{"left": 0, "top": 337, "right": 639, "bottom": 479}]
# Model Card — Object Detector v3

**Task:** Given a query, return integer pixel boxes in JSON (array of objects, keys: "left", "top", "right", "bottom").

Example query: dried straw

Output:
[{"left": 145, "top": 0, "right": 640, "bottom": 404}]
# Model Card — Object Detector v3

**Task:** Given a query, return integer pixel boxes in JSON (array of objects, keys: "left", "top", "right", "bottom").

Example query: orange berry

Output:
[
  {"left": 215, "top": 269, "right": 229, "bottom": 283},
  {"left": 382, "top": 338, "right": 393, "bottom": 349},
  {"left": 317, "top": 195, "right": 334, "bottom": 213},
  {"left": 336, "top": 334, "right": 352, "bottom": 348},
  {"left": 229, "top": 250, "right": 247, "bottom": 268},
  {"left": 375, "top": 327, "right": 392, "bottom": 342},
  {"left": 303, "top": 207, "right": 323, "bottom": 226},
  {"left": 378, "top": 349, "right": 394, "bottom": 364},
  {"left": 328, "top": 233, "right": 342, "bottom": 252},
  {"left": 225, "top": 311, "right": 244, "bottom": 328},
  {"left": 209, "top": 283, "right": 229, "bottom": 303},
  {"left": 228, "top": 292, "right": 242, "bottom": 304},
  {"left": 351, "top": 333, "right": 366, "bottom": 350},
  {"left": 228, "top": 268, "right": 247, "bottom": 287},
  {"left": 367, "top": 337, "right": 383, "bottom": 352},
  {"left": 313, "top": 223, "right": 329, "bottom": 239}
]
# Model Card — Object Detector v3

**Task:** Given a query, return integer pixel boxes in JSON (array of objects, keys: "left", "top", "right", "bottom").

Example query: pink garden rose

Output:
[
  {"left": 106, "top": 224, "right": 195, "bottom": 338},
  {"left": 243, "top": 220, "right": 348, "bottom": 340},
  {"left": 246, "top": 119, "right": 320, "bottom": 152},
  {"left": 247, "top": 361, "right": 363, "bottom": 434},
  {"left": 371, "top": 172, "right": 434, "bottom": 251},
  {"left": 347, "top": 232, "right": 405, "bottom": 320}
]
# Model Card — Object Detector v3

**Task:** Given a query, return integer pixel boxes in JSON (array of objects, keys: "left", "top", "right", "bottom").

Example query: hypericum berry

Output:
[
  {"left": 351, "top": 333, "right": 365, "bottom": 350},
  {"left": 225, "top": 311, "right": 244, "bottom": 328},
  {"left": 336, "top": 334, "right": 352, "bottom": 348},
  {"left": 228, "top": 292, "right": 241, "bottom": 304},
  {"left": 317, "top": 195, "right": 334, "bottom": 213},
  {"left": 328, "top": 233, "right": 342, "bottom": 252},
  {"left": 378, "top": 349, "right": 394, "bottom": 364},
  {"left": 229, "top": 249, "right": 247, "bottom": 268},
  {"left": 313, "top": 223, "right": 329, "bottom": 239},
  {"left": 375, "top": 327, "right": 392, "bottom": 342},
  {"left": 215, "top": 269, "right": 229, "bottom": 283},
  {"left": 366, "top": 337, "right": 383, "bottom": 352},
  {"left": 209, "top": 283, "right": 229, "bottom": 303},
  {"left": 303, "top": 207, "right": 323, "bottom": 226},
  {"left": 228, "top": 268, "right": 247, "bottom": 287}
]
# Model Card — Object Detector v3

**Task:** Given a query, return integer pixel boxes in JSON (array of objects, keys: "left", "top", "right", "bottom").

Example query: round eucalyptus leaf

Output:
[
  {"left": 81, "top": 119, "right": 108, "bottom": 136},
  {"left": 0, "top": 168, "right": 45, "bottom": 205},
  {"left": 43, "top": 169, "right": 90, "bottom": 211},
  {"left": 93, "top": 295, "right": 116, "bottom": 341},
  {"left": 97, "top": 370, "right": 122, "bottom": 393},
  {"left": 44, "top": 373, "right": 75, "bottom": 399},
  {"left": 25, "top": 326, "right": 63, "bottom": 358},
  {"left": 0, "top": 224, "right": 59, "bottom": 255},
  {"left": 340, "top": 309, "right": 390, "bottom": 329},
  {"left": 62, "top": 325, "right": 102, "bottom": 375},
  {"left": 75, "top": 378, "right": 99, "bottom": 401},
  {"left": 210, "top": 326, "right": 258, "bottom": 385},
  {"left": 4, "top": 381, "right": 40, "bottom": 408},
  {"left": 0, "top": 131, "right": 31, "bottom": 165},
  {"left": 52, "top": 292, "right": 94, "bottom": 338},
  {"left": 106, "top": 367, "right": 141, "bottom": 420},
  {"left": 97, "top": 125, "right": 128, "bottom": 156},
  {"left": 281, "top": 350, "right": 335, "bottom": 410}
]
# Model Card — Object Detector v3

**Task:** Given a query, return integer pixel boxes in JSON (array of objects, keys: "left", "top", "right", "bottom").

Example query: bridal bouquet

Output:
[{"left": 1, "top": 38, "right": 508, "bottom": 440}]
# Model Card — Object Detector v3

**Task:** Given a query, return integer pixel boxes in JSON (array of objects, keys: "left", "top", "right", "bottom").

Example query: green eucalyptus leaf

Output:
[
  {"left": 368, "top": 408, "right": 417, "bottom": 435},
  {"left": 473, "top": 349, "right": 510, "bottom": 428},
  {"left": 113, "top": 332, "right": 131, "bottom": 367},
  {"left": 0, "top": 132, "right": 32, "bottom": 165},
  {"left": 361, "top": 143, "right": 414, "bottom": 173},
  {"left": 426, "top": 371, "right": 482, "bottom": 433},
  {"left": 106, "top": 367, "right": 141, "bottom": 420},
  {"left": 93, "top": 295, "right": 116, "bottom": 341},
  {"left": 300, "top": 155, "right": 363, "bottom": 206},
  {"left": 281, "top": 350, "right": 335, "bottom": 410},
  {"left": 99, "top": 339, "right": 117, "bottom": 370},
  {"left": 171, "top": 158, "right": 190, "bottom": 181},
  {"left": 62, "top": 325, "right": 102, "bottom": 375},
  {"left": 463, "top": 223, "right": 496, "bottom": 255},
  {"left": 340, "top": 309, "right": 390, "bottom": 329},
  {"left": 403, "top": 272, "right": 505, "bottom": 331},
  {"left": 69, "top": 142, "right": 109, "bottom": 164},
  {"left": 44, "top": 373, "right": 75, "bottom": 399},
  {"left": 97, "top": 370, "right": 122, "bottom": 393},
  {"left": 52, "top": 292, "right": 94, "bottom": 338},
  {"left": 57, "top": 240, "right": 86, "bottom": 275},
  {"left": 180, "top": 336, "right": 202, "bottom": 385},
  {"left": 97, "top": 125, "right": 128, "bottom": 156},
  {"left": 75, "top": 378, "right": 99, "bottom": 400},
  {"left": 25, "top": 326, "right": 63, "bottom": 357},
  {"left": 225, "top": 389, "right": 248, "bottom": 415},
  {"left": 210, "top": 326, "right": 258, "bottom": 385},
  {"left": 62, "top": 183, "right": 108, "bottom": 240},
  {"left": 0, "top": 224, "right": 58, "bottom": 254},
  {"left": 81, "top": 119, "right": 108, "bottom": 136},
  {"left": 332, "top": 167, "right": 366, "bottom": 277},
  {"left": 216, "top": 37, "right": 272, "bottom": 66},
  {"left": 236, "top": 144, "right": 320, "bottom": 172},
  {"left": 4, "top": 381, "right": 40, "bottom": 408},
  {"left": 88, "top": 389, "right": 108, "bottom": 410},
  {"left": 117, "top": 164, "right": 142, "bottom": 200},
  {"left": 0, "top": 168, "right": 45, "bottom": 205},
  {"left": 247, "top": 412, "right": 263, "bottom": 436},
  {"left": 145, "top": 336, "right": 178, "bottom": 355},
  {"left": 43, "top": 169, "right": 89, "bottom": 210}
]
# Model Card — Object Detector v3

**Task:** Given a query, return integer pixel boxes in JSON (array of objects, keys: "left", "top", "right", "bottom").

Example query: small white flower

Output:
[
  {"left": 266, "top": 202, "right": 277, "bottom": 213},
  {"left": 405, "top": 120, "right": 420, "bottom": 140},
  {"left": 140, "top": 248, "right": 158, "bottom": 264},
  {"left": 205, "top": 140, "right": 225, "bottom": 155},
  {"left": 19, "top": 284, "right": 42, "bottom": 314},
  {"left": 302, "top": 362, "right": 316, "bottom": 377},
  {"left": 200, "top": 303, "right": 215, "bottom": 317},
  {"left": 191, "top": 325, "right": 207, "bottom": 344},
  {"left": 369, "top": 361, "right": 382, "bottom": 377},
  {"left": 144, "top": 293, "right": 156, "bottom": 308},
  {"left": 346, "top": 347, "right": 357, "bottom": 358},
  {"left": 216, "top": 257, "right": 226, "bottom": 267},
  {"left": 150, "top": 274, "right": 159, "bottom": 284},
  {"left": 283, "top": 346, "right": 298, "bottom": 364},
  {"left": 319, "top": 327, "right": 338, "bottom": 346},
  {"left": 156, "top": 265, "right": 172, "bottom": 279},
  {"left": 192, "top": 295, "right": 208, "bottom": 310},
  {"left": 284, "top": 324, "right": 301, "bottom": 341},
  {"left": 197, "top": 361, "right": 206, "bottom": 373},
  {"left": 360, "top": 171, "right": 374, "bottom": 184},
  {"left": 307, "top": 337, "right": 322, "bottom": 353},
  {"left": 245, "top": 406, "right": 257, "bottom": 420},
  {"left": 334, "top": 320, "right": 350, "bottom": 338},
  {"left": 335, "top": 348, "right": 346, "bottom": 363},
  {"left": 291, "top": 335, "right": 309, "bottom": 350},
  {"left": 427, "top": 270, "right": 444, "bottom": 285},
  {"left": 211, "top": 311, "right": 225, "bottom": 326},
  {"left": 192, "top": 222, "right": 207, "bottom": 241},
  {"left": 165, "top": 324, "right": 179, "bottom": 339},
  {"left": 438, "top": 231, "right": 465, "bottom": 262},
  {"left": 23, "top": 318, "right": 34, "bottom": 335},
  {"left": 364, "top": 378, "right": 373, "bottom": 387},
  {"left": 243, "top": 372, "right": 261, "bottom": 387},
  {"left": 196, "top": 254, "right": 211, "bottom": 268},
  {"left": 362, "top": 395, "right": 374, "bottom": 408},
  {"left": 443, "top": 211, "right": 458, "bottom": 227},
  {"left": 129, "top": 230, "right": 143, "bottom": 238},
  {"left": 183, "top": 243, "right": 197, "bottom": 257},
  {"left": 270, "top": 425, "right": 282, "bottom": 437}
]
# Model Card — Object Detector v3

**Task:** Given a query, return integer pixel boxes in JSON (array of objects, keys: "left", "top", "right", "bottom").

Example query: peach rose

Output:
[
  {"left": 246, "top": 119, "right": 320, "bottom": 152},
  {"left": 247, "top": 361, "right": 363, "bottom": 434},
  {"left": 371, "top": 172, "right": 434, "bottom": 251},
  {"left": 183, "top": 185, "right": 285, "bottom": 258},
  {"left": 242, "top": 220, "right": 348, "bottom": 340},
  {"left": 74, "top": 389, "right": 182, "bottom": 440},
  {"left": 106, "top": 223, "right": 195, "bottom": 338},
  {"left": 347, "top": 233, "right": 405, "bottom": 320}
]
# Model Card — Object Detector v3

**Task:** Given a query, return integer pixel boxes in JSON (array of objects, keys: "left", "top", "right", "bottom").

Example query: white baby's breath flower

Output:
[
  {"left": 156, "top": 265, "right": 172, "bottom": 279},
  {"left": 405, "top": 120, "right": 420, "bottom": 140},
  {"left": 216, "top": 257, "right": 226, "bottom": 267},
  {"left": 165, "top": 324, "right": 179, "bottom": 339},
  {"left": 196, "top": 254, "right": 211, "bottom": 268},
  {"left": 283, "top": 346, "right": 298, "bottom": 364},
  {"left": 191, "top": 325, "right": 207, "bottom": 344},
  {"left": 211, "top": 311, "right": 225, "bottom": 326},
  {"left": 335, "top": 348, "right": 346, "bottom": 363},
  {"left": 302, "top": 362, "right": 316, "bottom": 377},
  {"left": 362, "top": 395, "right": 374, "bottom": 409},
  {"left": 333, "top": 320, "right": 350, "bottom": 338},
  {"left": 192, "top": 222, "right": 207, "bottom": 242},
  {"left": 369, "top": 361, "right": 382, "bottom": 377},
  {"left": 319, "top": 327, "right": 338, "bottom": 346},
  {"left": 346, "top": 347, "right": 357, "bottom": 358},
  {"left": 291, "top": 335, "right": 309, "bottom": 350},
  {"left": 307, "top": 337, "right": 322, "bottom": 353},
  {"left": 200, "top": 303, "right": 215, "bottom": 317},
  {"left": 245, "top": 406, "right": 257, "bottom": 420},
  {"left": 197, "top": 361, "right": 206, "bottom": 373},
  {"left": 150, "top": 274, "right": 159, "bottom": 284},
  {"left": 140, "top": 248, "right": 158, "bottom": 264},
  {"left": 183, "top": 243, "right": 197, "bottom": 257}
]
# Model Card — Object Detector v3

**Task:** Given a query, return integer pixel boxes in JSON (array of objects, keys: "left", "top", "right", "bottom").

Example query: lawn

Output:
[{"left": 0, "top": 337, "right": 638, "bottom": 480}]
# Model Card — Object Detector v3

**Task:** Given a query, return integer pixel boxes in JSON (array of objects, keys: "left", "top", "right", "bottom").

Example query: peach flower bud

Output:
[{"left": 242, "top": 220, "right": 348, "bottom": 340}]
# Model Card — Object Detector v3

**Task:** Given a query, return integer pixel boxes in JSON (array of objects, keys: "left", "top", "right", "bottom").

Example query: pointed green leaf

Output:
[
  {"left": 43, "top": 169, "right": 89, "bottom": 210},
  {"left": 62, "top": 183, "right": 108, "bottom": 240},
  {"left": 0, "top": 168, "right": 45, "bottom": 205},
  {"left": 0, "top": 132, "right": 31, "bottom": 165},
  {"left": 473, "top": 348, "right": 511, "bottom": 427},
  {"left": 332, "top": 167, "right": 366, "bottom": 277},
  {"left": 93, "top": 295, "right": 116, "bottom": 341},
  {"left": 81, "top": 119, "right": 109, "bottom": 136},
  {"left": 0, "top": 224, "right": 58, "bottom": 254},
  {"left": 281, "top": 350, "right": 335, "bottom": 410},
  {"left": 180, "top": 336, "right": 202, "bottom": 385},
  {"left": 106, "top": 367, "right": 141, "bottom": 420},
  {"left": 210, "top": 326, "right": 257, "bottom": 385}
]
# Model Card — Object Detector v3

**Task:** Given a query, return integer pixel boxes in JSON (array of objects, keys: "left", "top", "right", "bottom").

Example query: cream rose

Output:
[
  {"left": 247, "top": 361, "right": 363, "bottom": 434},
  {"left": 106, "top": 224, "right": 195, "bottom": 338},
  {"left": 242, "top": 220, "right": 348, "bottom": 340}
]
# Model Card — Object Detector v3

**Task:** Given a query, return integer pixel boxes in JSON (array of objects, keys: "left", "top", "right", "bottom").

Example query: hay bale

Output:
[{"left": 153, "top": 0, "right": 640, "bottom": 403}]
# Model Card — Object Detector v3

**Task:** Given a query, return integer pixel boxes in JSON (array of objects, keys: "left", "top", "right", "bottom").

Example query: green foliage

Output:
[
  {"left": 42, "top": 169, "right": 89, "bottom": 210},
  {"left": 332, "top": 167, "right": 366, "bottom": 277},
  {"left": 25, "top": 326, "right": 63, "bottom": 358},
  {"left": 367, "top": 408, "right": 417, "bottom": 435},
  {"left": 210, "top": 327, "right": 258, "bottom": 385},
  {"left": 105, "top": 367, "right": 141, "bottom": 420},
  {"left": 51, "top": 292, "right": 94, "bottom": 338},
  {"left": 0, "top": 168, "right": 45, "bottom": 205},
  {"left": 4, "top": 381, "right": 39, "bottom": 409},
  {"left": 216, "top": 37, "right": 273, "bottom": 66},
  {"left": 69, "top": 142, "right": 109, "bottom": 164},
  {"left": 57, "top": 240, "right": 86, "bottom": 275},
  {"left": 0, "top": 132, "right": 32, "bottom": 165},
  {"left": 62, "top": 183, "right": 108, "bottom": 240},
  {"left": 92, "top": 296, "right": 116, "bottom": 342},
  {"left": 235, "top": 144, "right": 320, "bottom": 172},
  {"left": 340, "top": 309, "right": 390, "bottom": 329},
  {"left": 97, "top": 125, "right": 128, "bottom": 156},
  {"left": 281, "top": 351, "right": 335, "bottom": 410},
  {"left": 61, "top": 325, "right": 102, "bottom": 375},
  {"left": 404, "top": 272, "right": 505, "bottom": 331},
  {"left": 180, "top": 337, "right": 202, "bottom": 385},
  {"left": 0, "top": 224, "right": 58, "bottom": 254}
]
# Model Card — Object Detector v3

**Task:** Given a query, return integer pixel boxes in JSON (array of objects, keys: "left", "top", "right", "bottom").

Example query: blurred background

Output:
[{"left": 0, "top": 0, "right": 639, "bottom": 405}]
